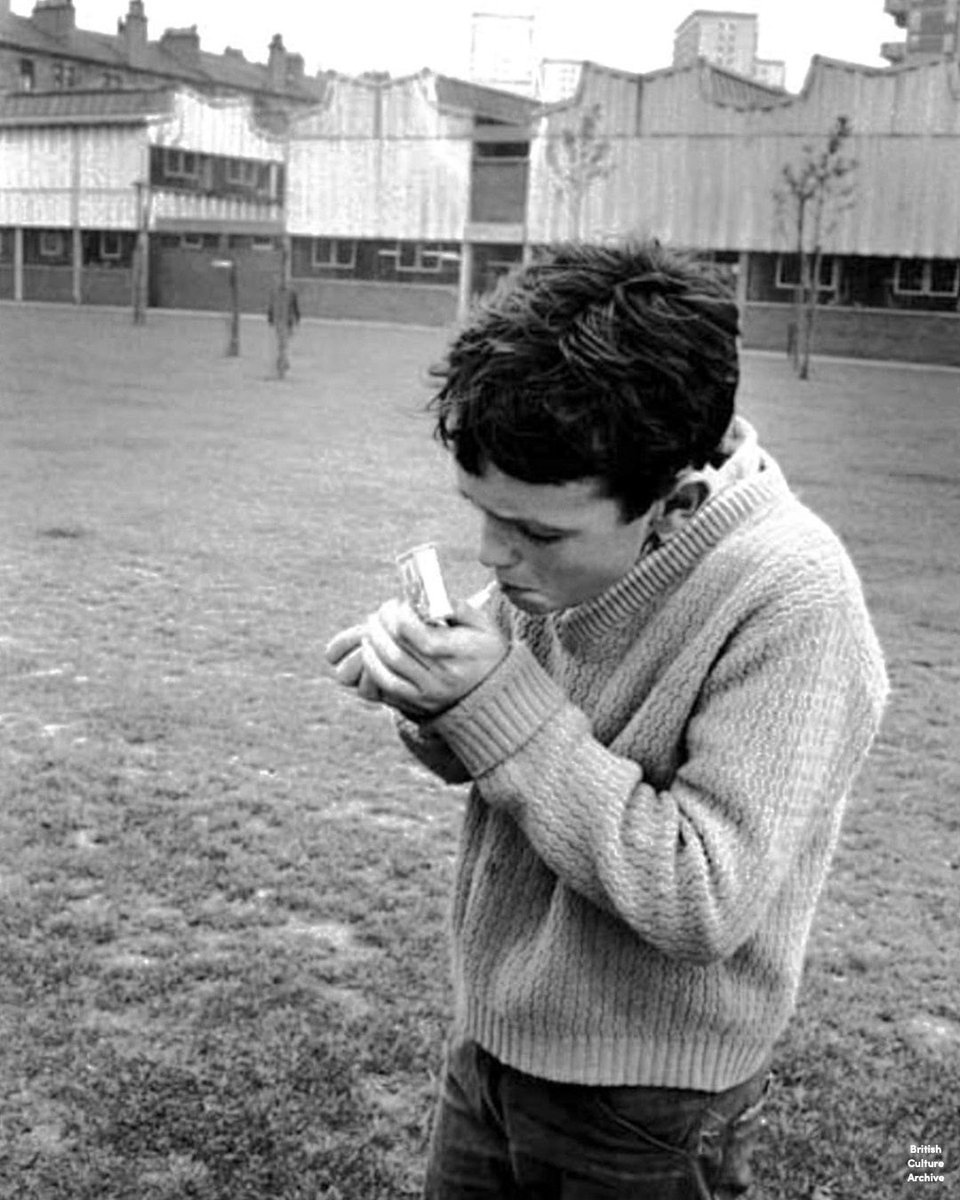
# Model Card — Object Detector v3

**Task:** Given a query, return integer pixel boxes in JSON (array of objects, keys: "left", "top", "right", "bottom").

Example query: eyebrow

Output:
[{"left": 457, "top": 488, "right": 575, "bottom": 536}]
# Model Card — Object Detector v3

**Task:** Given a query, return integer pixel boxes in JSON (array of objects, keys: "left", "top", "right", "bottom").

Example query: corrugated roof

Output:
[
  {"left": 0, "top": 86, "right": 174, "bottom": 124},
  {"left": 0, "top": 10, "right": 325, "bottom": 103},
  {"left": 435, "top": 75, "right": 539, "bottom": 124},
  {"left": 699, "top": 62, "right": 788, "bottom": 108}
]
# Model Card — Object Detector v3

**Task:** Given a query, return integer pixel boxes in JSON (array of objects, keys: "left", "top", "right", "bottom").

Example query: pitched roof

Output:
[
  {"left": 0, "top": 10, "right": 325, "bottom": 103},
  {"left": 434, "top": 75, "right": 539, "bottom": 124},
  {"left": 0, "top": 85, "right": 174, "bottom": 124},
  {"left": 700, "top": 61, "right": 788, "bottom": 108}
]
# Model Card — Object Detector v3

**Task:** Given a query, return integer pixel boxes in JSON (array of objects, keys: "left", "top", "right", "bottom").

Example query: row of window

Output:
[
  {"left": 2, "top": 231, "right": 958, "bottom": 300},
  {"left": 305, "top": 238, "right": 461, "bottom": 273},
  {"left": 776, "top": 254, "right": 960, "bottom": 298},
  {"left": 18, "top": 57, "right": 124, "bottom": 92},
  {"left": 149, "top": 147, "right": 284, "bottom": 203}
]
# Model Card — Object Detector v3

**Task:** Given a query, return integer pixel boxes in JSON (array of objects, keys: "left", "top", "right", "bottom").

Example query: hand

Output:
[
  {"left": 323, "top": 623, "right": 383, "bottom": 703},
  {"left": 360, "top": 597, "right": 507, "bottom": 717}
]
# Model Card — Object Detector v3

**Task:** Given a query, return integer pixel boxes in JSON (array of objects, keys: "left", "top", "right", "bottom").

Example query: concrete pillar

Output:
[
  {"left": 457, "top": 241, "right": 474, "bottom": 322},
  {"left": 72, "top": 227, "right": 82, "bottom": 304},
  {"left": 13, "top": 226, "right": 23, "bottom": 301}
]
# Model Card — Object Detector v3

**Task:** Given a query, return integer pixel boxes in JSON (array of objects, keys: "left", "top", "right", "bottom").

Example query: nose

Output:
[{"left": 478, "top": 514, "right": 520, "bottom": 571}]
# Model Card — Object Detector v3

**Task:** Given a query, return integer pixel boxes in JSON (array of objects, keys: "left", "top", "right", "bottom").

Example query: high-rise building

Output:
[
  {"left": 469, "top": 7, "right": 539, "bottom": 96},
  {"left": 673, "top": 10, "right": 785, "bottom": 87},
  {"left": 537, "top": 58, "right": 582, "bottom": 103},
  {"left": 881, "top": 0, "right": 959, "bottom": 64}
]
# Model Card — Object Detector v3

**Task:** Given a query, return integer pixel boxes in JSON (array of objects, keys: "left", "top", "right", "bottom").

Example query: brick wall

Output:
[
  {"left": 295, "top": 278, "right": 458, "bottom": 326},
  {"left": 82, "top": 268, "right": 133, "bottom": 307},
  {"left": 742, "top": 302, "right": 960, "bottom": 368},
  {"left": 23, "top": 266, "right": 74, "bottom": 303},
  {"left": 151, "top": 243, "right": 282, "bottom": 313}
]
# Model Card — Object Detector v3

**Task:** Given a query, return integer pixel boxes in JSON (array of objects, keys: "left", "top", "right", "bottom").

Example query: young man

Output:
[{"left": 325, "top": 241, "right": 888, "bottom": 1199}]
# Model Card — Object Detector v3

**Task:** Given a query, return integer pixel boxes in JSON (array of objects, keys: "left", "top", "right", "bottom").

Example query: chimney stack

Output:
[
  {"left": 32, "top": 0, "right": 76, "bottom": 39},
  {"left": 268, "top": 33, "right": 287, "bottom": 91},
  {"left": 120, "top": 0, "right": 149, "bottom": 68},
  {"left": 160, "top": 24, "right": 201, "bottom": 64}
]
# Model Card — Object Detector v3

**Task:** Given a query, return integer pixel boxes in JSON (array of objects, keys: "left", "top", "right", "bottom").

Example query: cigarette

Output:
[
  {"left": 396, "top": 543, "right": 455, "bottom": 623},
  {"left": 466, "top": 581, "right": 497, "bottom": 609}
]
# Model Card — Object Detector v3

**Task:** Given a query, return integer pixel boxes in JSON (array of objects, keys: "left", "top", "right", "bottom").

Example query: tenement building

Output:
[{"left": 0, "top": 0, "right": 323, "bottom": 116}]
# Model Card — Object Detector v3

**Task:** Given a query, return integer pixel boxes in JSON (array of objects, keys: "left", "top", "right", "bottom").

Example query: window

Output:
[
  {"left": 99, "top": 232, "right": 123, "bottom": 260},
  {"left": 181, "top": 234, "right": 204, "bottom": 250},
  {"left": 251, "top": 236, "right": 274, "bottom": 252},
  {"left": 19, "top": 59, "right": 35, "bottom": 91},
  {"left": 382, "top": 242, "right": 458, "bottom": 273},
  {"left": 310, "top": 238, "right": 356, "bottom": 270},
  {"left": 40, "top": 231, "right": 66, "bottom": 259},
  {"left": 226, "top": 158, "right": 259, "bottom": 186},
  {"left": 52, "top": 61, "right": 79, "bottom": 89},
  {"left": 776, "top": 253, "right": 838, "bottom": 291},
  {"left": 930, "top": 261, "right": 959, "bottom": 295},
  {"left": 895, "top": 259, "right": 959, "bottom": 297},
  {"left": 474, "top": 117, "right": 529, "bottom": 160},
  {"left": 102, "top": 71, "right": 123, "bottom": 88},
  {"left": 164, "top": 149, "right": 199, "bottom": 179}
]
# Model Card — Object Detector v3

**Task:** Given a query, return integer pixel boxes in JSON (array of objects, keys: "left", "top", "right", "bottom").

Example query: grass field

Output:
[{"left": 1, "top": 304, "right": 958, "bottom": 1199}]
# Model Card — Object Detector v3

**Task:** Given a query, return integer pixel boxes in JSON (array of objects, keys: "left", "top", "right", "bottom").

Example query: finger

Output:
[
  {"left": 366, "top": 610, "right": 433, "bottom": 680},
  {"left": 377, "top": 598, "right": 436, "bottom": 657},
  {"left": 356, "top": 667, "right": 383, "bottom": 704},
  {"left": 333, "top": 646, "right": 365, "bottom": 687},
  {"left": 390, "top": 601, "right": 459, "bottom": 660},
  {"left": 324, "top": 624, "right": 366, "bottom": 666},
  {"left": 361, "top": 637, "right": 421, "bottom": 702}
]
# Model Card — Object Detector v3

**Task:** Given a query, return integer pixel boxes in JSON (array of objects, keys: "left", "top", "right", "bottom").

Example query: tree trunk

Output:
[{"left": 227, "top": 258, "right": 240, "bottom": 357}]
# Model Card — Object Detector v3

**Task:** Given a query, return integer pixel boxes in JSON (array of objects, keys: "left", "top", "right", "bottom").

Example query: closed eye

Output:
[{"left": 518, "top": 527, "right": 565, "bottom": 545}]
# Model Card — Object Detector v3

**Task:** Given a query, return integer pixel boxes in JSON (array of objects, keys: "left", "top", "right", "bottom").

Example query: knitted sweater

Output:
[{"left": 398, "top": 425, "right": 888, "bottom": 1093}]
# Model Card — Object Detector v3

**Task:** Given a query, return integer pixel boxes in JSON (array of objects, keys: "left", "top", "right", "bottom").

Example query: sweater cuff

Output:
[{"left": 428, "top": 643, "right": 566, "bottom": 777}]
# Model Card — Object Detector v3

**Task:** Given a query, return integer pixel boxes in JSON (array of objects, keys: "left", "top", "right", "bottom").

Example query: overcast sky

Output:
[{"left": 16, "top": 1, "right": 898, "bottom": 93}]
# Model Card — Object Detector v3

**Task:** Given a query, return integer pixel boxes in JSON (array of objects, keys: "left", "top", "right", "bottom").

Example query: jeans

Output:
[{"left": 422, "top": 1039, "right": 770, "bottom": 1200}]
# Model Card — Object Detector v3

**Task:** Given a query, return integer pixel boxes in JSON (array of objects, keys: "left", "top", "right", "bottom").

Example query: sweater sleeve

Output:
[{"left": 428, "top": 587, "right": 888, "bottom": 963}]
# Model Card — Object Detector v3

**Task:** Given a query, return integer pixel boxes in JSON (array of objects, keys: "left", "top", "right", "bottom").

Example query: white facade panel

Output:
[
  {"left": 150, "top": 191, "right": 285, "bottom": 226},
  {"left": 286, "top": 73, "right": 472, "bottom": 240},
  {"left": 147, "top": 91, "right": 286, "bottom": 159},
  {"left": 0, "top": 125, "right": 145, "bottom": 227}
]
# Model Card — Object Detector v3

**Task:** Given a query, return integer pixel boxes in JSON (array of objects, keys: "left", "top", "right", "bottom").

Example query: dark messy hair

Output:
[{"left": 429, "top": 240, "right": 740, "bottom": 519}]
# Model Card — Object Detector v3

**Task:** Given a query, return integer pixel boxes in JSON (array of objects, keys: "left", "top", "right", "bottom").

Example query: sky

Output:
[{"left": 15, "top": 1, "right": 898, "bottom": 93}]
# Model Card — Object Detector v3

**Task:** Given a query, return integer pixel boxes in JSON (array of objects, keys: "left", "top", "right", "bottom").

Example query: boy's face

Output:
[{"left": 456, "top": 464, "right": 652, "bottom": 614}]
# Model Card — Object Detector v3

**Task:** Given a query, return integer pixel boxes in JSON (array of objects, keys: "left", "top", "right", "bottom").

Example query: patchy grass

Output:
[{"left": 1, "top": 307, "right": 958, "bottom": 1198}]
